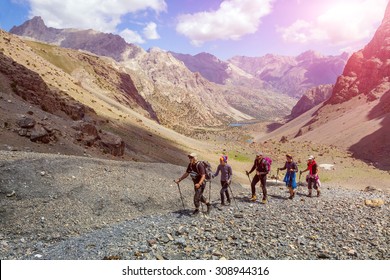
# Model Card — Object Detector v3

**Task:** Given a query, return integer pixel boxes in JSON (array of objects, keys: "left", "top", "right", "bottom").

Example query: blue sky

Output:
[{"left": 0, "top": 0, "right": 388, "bottom": 60}]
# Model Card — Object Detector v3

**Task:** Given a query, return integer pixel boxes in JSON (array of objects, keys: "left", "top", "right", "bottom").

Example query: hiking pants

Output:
[
  {"left": 307, "top": 177, "right": 318, "bottom": 190},
  {"left": 220, "top": 181, "right": 230, "bottom": 203},
  {"left": 251, "top": 174, "right": 267, "bottom": 198},
  {"left": 194, "top": 183, "right": 207, "bottom": 209}
]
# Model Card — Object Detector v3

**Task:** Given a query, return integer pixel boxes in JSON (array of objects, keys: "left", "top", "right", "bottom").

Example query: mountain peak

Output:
[
  {"left": 297, "top": 50, "right": 323, "bottom": 61},
  {"left": 10, "top": 16, "right": 48, "bottom": 34}
]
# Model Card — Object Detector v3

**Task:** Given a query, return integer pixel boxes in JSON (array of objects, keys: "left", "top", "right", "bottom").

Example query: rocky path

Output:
[{"left": 2, "top": 185, "right": 389, "bottom": 259}]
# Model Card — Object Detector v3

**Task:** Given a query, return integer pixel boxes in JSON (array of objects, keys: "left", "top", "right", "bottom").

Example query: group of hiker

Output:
[{"left": 175, "top": 151, "right": 320, "bottom": 215}]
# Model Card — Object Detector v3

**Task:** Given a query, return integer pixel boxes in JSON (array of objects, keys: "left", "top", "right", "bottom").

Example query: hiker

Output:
[
  {"left": 300, "top": 155, "right": 320, "bottom": 197},
  {"left": 212, "top": 155, "right": 233, "bottom": 206},
  {"left": 175, "top": 152, "right": 211, "bottom": 215},
  {"left": 246, "top": 152, "right": 270, "bottom": 203},
  {"left": 277, "top": 154, "right": 298, "bottom": 199}
]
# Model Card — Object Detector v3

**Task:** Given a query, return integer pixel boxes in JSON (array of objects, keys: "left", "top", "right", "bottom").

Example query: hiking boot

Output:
[
  {"left": 250, "top": 195, "right": 257, "bottom": 201},
  {"left": 227, "top": 199, "right": 231, "bottom": 204},
  {"left": 206, "top": 203, "right": 211, "bottom": 214},
  {"left": 261, "top": 198, "right": 267, "bottom": 204},
  {"left": 192, "top": 209, "right": 199, "bottom": 215},
  {"left": 317, "top": 190, "right": 321, "bottom": 197},
  {"left": 308, "top": 192, "right": 312, "bottom": 197},
  {"left": 289, "top": 192, "right": 295, "bottom": 199},
  {"left": 221, "top": 201, "right": 226, "bottom": 206}
]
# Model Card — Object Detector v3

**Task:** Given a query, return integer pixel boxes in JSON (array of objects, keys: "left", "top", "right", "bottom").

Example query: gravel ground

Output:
[{"left": 0, "top": 151, "right": 389, "bottom": 260}]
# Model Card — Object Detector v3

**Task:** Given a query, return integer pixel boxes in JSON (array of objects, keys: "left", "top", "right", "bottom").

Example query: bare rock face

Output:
[
  {"left": 290, "top": 84, "right": 333, "bottom": 118},
  {"left": 15, "top": 116, "right": 57, "bottom": 144},
  {"left": 327, "top": 2, "right": 390, "bottom": 105},
  {"left": 98, "top": 131, "right": 125, "bottom": 156},
  {"left": 0, "top": 51, "right": 86, "bottom": 121}
]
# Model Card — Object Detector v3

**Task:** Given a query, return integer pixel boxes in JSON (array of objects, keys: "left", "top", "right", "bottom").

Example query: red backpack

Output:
[{"left": 262, "top": 157, "right": 272, "bottom": 172}]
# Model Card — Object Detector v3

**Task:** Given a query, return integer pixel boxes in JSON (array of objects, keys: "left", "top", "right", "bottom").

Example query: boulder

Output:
[{"left": 98, "top": 131, "right": 125, "bottom": 156}]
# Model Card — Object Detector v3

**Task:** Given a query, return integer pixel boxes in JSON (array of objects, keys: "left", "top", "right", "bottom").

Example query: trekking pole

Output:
[
  {"left": 175, "top": 181, "right": 186, "bottom": 210},
  {"left": 276, "top": 168, "right": 279, "bottom": 184},
  {"left": 246, "top": 172, "right": 252, "bottom": 185},
  {"left": 208, "top": 180, "right": 212, "bottom": 203},
  {"left": 298, "top": 172, "right": 302, "bottom": 186},
  {"left": 228, "top": 182, "right": 240, "bottom": 211}
]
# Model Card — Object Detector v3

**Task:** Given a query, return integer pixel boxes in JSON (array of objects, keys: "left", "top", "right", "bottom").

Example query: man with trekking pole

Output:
[
  {"left": 246, "top": 152, "right": 270, "bottom": 204},
  {"left": 175, "top": 153, "right": 211, "bottom": 215}
]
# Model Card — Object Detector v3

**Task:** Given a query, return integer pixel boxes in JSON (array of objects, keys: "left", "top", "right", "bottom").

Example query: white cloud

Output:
[
  {"left": 27, "top": 0, "right": 166, "bottom": 40},
  {"left": 143, "top": 22, "right": 160, "bottom": 40},
  {"left": 120, "top": 29, "right": 145, "bottom": 44},
  {"left": 278, "top": 0, "right": 387, "bottom": 45},
  {"left": 176, "top": 0, "right": 275, "bottom": 46}
]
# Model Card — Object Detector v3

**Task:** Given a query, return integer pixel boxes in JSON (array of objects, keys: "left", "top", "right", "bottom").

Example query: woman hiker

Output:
[
  {"left": 277, "top": 154, "right": 298, "bottom": 199},
  {"left": 175, "top": 152, "right": 211, "bottom": 215},
  {"left": 212, "top": 155, "right": 233, "bottom": 206},
  {"left": 300, "top": 155, "right": 321, "bottom": 197}
]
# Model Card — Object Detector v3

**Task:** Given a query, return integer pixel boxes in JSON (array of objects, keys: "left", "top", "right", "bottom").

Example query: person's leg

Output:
[
  {"left": 225, "top": 186, "right": 231, "bottom": 204},
  {"left": 313, "top": 179, "right": 320, "bottom": 196},
  {"left": 198, "top": 183, "right": 211, "bottom": 213},
  {"left": 220, "top": 181, "right": 226, "bottom": 204},
  {"left": 193, "top": 186, "right": 201, "bottom": 214},
  {"left": 251, "top": 175, "right": 260, "bottom": 200},
  {"left": 260, "top": 175, "right": 267, "bottom": 203},
  {"left": 307, "top": 178, "right": 313, "bottom": 197}
]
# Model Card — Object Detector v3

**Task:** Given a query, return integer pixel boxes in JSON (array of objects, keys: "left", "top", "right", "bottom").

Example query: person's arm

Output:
[
  {"left": 278, "top": 162, "right": 287, "bottom": 171},
  {"left": 228, "top": 165, "right": 233, "bottom": 183},
  {"left": 196, "top": 174, "right": 206, "bottom": 188},
  {"left": 314, "top": 164, "right": 319, "bottom": 175},
  {"left": 247, "top": 160, "right": 256, "bottom": 174},
  {"left": 175, "top": 172, "right": 189, "bottom": 183},
  {"left": 195, "top": 163, "right": 206, "bottom": 188},
  {"left": 291, "top": 162, "right": 298, "bottom": 172},
  {"left": 213, "top": 165, "right": 221, "bottom": 178}
]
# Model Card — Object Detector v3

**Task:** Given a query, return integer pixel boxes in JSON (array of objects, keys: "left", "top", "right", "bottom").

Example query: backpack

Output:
[
  {"left": 196, "top": 160, "right": 213, "bottom": 181},
  {"left": 262, "top": 157, "right": 272, "bottom": 172}
]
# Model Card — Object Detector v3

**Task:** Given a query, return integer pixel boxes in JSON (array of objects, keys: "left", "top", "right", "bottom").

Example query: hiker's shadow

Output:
[
  {"left": 172, "top": 209, "right": 193, "bottom": 218},
  {"left": 268, "top": 194, "right": 287, "bottom": 200}
]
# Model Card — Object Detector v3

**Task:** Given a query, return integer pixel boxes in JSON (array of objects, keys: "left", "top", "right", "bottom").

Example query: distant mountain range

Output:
[{"left": 10, "top": 16, "right": 349, "bottom": 119}]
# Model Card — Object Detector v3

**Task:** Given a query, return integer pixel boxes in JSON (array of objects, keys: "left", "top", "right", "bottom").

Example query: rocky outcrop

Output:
[
  {"left": 71, "top": 120, "right": 125, "bottom": 156},
  {"left": 0, "top": 52, "right": 87, "bottom": 121},
  {"left": 290, "top": 84, "right": 333, "bottom": 118},
  {"left": 16, "top": 116, "right": 58, "bottom": 144},
  {"left": 326, "top": 2, "right": 390, "bottom": 105}
]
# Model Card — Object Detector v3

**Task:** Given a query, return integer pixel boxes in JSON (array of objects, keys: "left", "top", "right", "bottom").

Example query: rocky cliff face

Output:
[
  {"left": 327, "top": 2, "right": 390, "bottom": 105},
  {"left": 291, "top": 3, "right": 390, "bottom": 169},
  {"left": 290, "top": 84, "right": 333, "bottom": 118}
]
